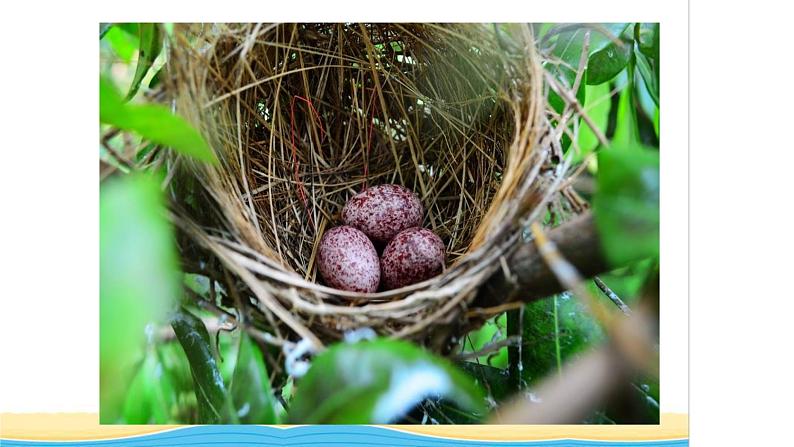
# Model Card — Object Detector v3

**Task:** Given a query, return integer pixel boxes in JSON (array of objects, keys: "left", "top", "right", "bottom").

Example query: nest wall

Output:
[{"left": 166, "top": 23, "right": 564, "bottom": 351}]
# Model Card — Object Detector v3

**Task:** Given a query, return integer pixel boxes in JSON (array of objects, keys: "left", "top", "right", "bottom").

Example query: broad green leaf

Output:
[
  {"left": 593, "top": 143, "right": 660, "bottom": 266},
  {"left": 100, "top": 174, "right": 179, "bottom": 422},
  {"left": 171, "top": 309, "right": 236, "bottom": 424},
  {"left": 635, "top": 48, "right": 660, "bottom": 106},
  {"left": 158, "top": 342, "right": 195, "bottom": 394},
  {"left": 126, "top": 23, "right": 163, "bottom": 101},
  {"left": 122, "top": 348, "right": 178, "bottom": 424},
  {"left": 103, "top": 26, "right": 139, "bottom": 64},
  {"left": 544, "top": 24, "right": 629, "bottom": 150},
  {"left": 636, "top": 23, "right": 660, "bottom": 61},
  {"left": 587, "top": 39, "right": 631, "bottom": 85},
  {"left": 545, "top": 27, "right": 588, "bottom": 114},
  {"left": 288, "top": 338, "right": 485, "bottom": 424},
  {"left": 228, "top": 333, "right": 278, "bottom": 424},
  {"left": 520, "top": 293, "right": 605, "bottom": 385},
  {"left": 100, "top": 77, "right": 217, "bottom": 163},
  {"left": 612, "top": 80, "right": 638, "bottom": 146},
  {"left": 116, "top": 23, "right": 140, "bottom": 37},
  {"left": 576, "top": 82, "right": 613, "bottom": 160}
]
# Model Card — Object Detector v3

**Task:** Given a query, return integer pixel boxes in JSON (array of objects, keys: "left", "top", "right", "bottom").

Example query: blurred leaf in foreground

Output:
[
  {"left": 100, "top": 76, "right": 217, "bottom": 164},
  {"left": 102, "top": 26, "right": 139, "bottom": 63},
  {"left": 288, "top": 338, "right": 485, "bottom": 424},
  {"left": 594, "top": 143, "right": 660, "bottom": 267},
  {"left": 100, "top": 174, "right": 179, "bottom": 422},
  {"left": 122, "top": 347, "right": 178, "bottom": 424}
]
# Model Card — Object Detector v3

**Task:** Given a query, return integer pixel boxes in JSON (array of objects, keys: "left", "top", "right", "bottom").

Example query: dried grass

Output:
[{"left": 164, "top": 23, "right": 571, "bottom": 351}]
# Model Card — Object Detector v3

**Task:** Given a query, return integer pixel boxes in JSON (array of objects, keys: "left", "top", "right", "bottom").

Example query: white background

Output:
[{"left": 1, "top": 0, "right": 792, "bottom": 444}]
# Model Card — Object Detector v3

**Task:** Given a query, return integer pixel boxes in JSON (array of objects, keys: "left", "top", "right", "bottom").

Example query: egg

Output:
[
  {"left": 380, "top": 227, "right": 445, "bottom": 290},
  {"left": 317, "top": 226, "right": 380, "bottom": 293},
  {"left": 342, "top": 184, "right": 424, "bottom": 244}
]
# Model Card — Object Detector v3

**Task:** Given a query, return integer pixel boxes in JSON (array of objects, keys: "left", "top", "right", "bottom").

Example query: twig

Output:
[
  {"left": 454, "top": 335, "right": 522, "bottom": 361},
  {"left": 594, "top": 276, "right": 632, "bottom": 315}
]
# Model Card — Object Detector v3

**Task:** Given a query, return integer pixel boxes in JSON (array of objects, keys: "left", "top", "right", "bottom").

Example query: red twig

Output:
[
  {"left": 289, "top": 95, "right": 326, "bottom": 229},
  {"left": 363, "top": 86, "right": 378, "bottom": 190}
]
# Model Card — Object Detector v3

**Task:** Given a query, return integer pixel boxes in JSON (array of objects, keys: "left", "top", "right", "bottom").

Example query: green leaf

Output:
[
  {"left": 122, "top": 348, "right": 178, "bottom": 424},
  {"left": 148, "top": 66, "right": 165, "bottom": 89},
  {"left": 288, "top": 339, "right": 485, "bottom": 424},
  {"left": 100, "top": 23, "right": 112, "bottom": 40},
  {"left": 576, "top": 82, "right": 613, "bottom": 160},
  {"left": 636, "top": 23, "right": 659, "bottom": 61},
  {"left": 116, "top": 23, "right": 140, "bottom": 37},
  {"left": 544, "top": 24, "right": 629, "bottom": 150},
  {"left": 228, "top": 333, "right": 279, "bottom": 424},
  {"left": 635, "top": 48, "right": 660, "bottom": 106},
  {"left": 99, "top": 174, "right": 179, "bottom": 422},
  {"left": 612, "top": 78, "right": 638, "bottom": 146},
  {"left": 100, "top": 77, "right": 217, "bottom": 163},
  {"left": 587, "top": 39, "right": 631, "bottom": 85},
  {"left": 462, "top": 314, "right": 507, "bottom": 368},
  {"left": 126, "top": 23, "right": 163, "bottom": 101},
  {"left": 520, "top": 293, "right": 605, "bottom": 385},
  {"left": 103, "top": 26, "right": 139, "bottom": 64},
  {"left": 458, "top": 362, "right": 511, "bottom": 402},
  {"left": 158, "top": 342, "right": 195, "bottom": 394},
  {"left": 545, "top": 27, "right": 588, "bottom": 114},
  {"left": 593, "top": 143, "right": 660, "bottom": 267},
  {"left": 171, "top": 309, "right": 236, "bottom": 424}
]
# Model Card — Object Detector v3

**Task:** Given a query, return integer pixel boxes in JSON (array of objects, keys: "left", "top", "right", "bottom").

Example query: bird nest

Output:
[{"left": 165, "top": 23, "right": 569, "bottom": 352}]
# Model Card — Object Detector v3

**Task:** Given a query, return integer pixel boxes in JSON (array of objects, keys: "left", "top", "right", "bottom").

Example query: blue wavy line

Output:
[{"left": 1, "top": 425, "right": 688, "bottom": 447}]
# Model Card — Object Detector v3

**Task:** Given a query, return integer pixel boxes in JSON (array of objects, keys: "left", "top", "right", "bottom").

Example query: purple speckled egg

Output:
[
  {"left": 380, "top": 227, "right": 445, "bottom": 290},
  {"left": 318, "top": 226, "right": 380, "bottom": 293},
  {"left": 342, "top": 184, "right": 424, "bottom": 244}
]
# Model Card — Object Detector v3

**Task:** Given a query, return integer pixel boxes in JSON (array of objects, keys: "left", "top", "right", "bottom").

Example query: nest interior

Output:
[{"left": 167, "top": 23, "right": 563, "bottom": 350}]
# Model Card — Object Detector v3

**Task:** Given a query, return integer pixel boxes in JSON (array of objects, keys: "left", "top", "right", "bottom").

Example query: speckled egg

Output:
[
  {"left": 380, "top": 227, "right": 445, "bottom": 290},
  {"left": 342, "top": 184, "right": 424, "bottom": 244},
  {"left": 317, "top": 226, "right": 380, "bottom": 293}
]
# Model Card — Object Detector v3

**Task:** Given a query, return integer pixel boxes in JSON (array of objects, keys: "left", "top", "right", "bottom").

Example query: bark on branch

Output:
[{"left": 475, "top": 211, "right": 609, "bottom": 308}]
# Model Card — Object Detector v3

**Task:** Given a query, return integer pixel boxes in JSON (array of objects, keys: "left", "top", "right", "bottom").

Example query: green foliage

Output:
[
  {"left": 576, "top": 82, "right": 613, "bottom": 161},
  {"left": 99, "top": 174, "right": 179, "bottom": 422},
  {"left": 170, "top": 309, "right": 237, "bottom": 424},
  {"left": 100, "top": 77, "right": 217, "bottom": 163},
  {"left": 635, "top": 47, "right": 659, "bottom": 106},
  {"left": 228, "top": 333, "right": 279, "bottom": 424},
  {"left": 122, "top": 347, "right": 178, "bottom": 424},
  {"left": 287, "top": 339, "right": 486, "bottom": 424},
  {"left": 103, "top": 26, "right": 138, "bottom": 63},
  {"left": 98, "top": 22, "right": 661, "bottom": 425},
  {"left": 520, "top": 294, "right": 606, "bottom": 384},
  {"left": 594, "top": 143, "right": 660, "bottom": 267},
  {"left": 545, "top": 24, "right": 630, "bottom": 112},
  {"left": 587, "top": 38, "right": 631, "bottom": 85},
  {"left": 462, "top": 314, "right": 508, "bottom": 368},
  {"left": 125, "top": 23, "right": 163, "bottom": 101},
  {"left": 635, "top": 23, "right": 660, "bottom": 106}
]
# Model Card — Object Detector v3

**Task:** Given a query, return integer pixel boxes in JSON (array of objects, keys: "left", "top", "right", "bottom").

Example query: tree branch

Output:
[{"left": 475, "top": 211, "right": 609, "bottom": 308}]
